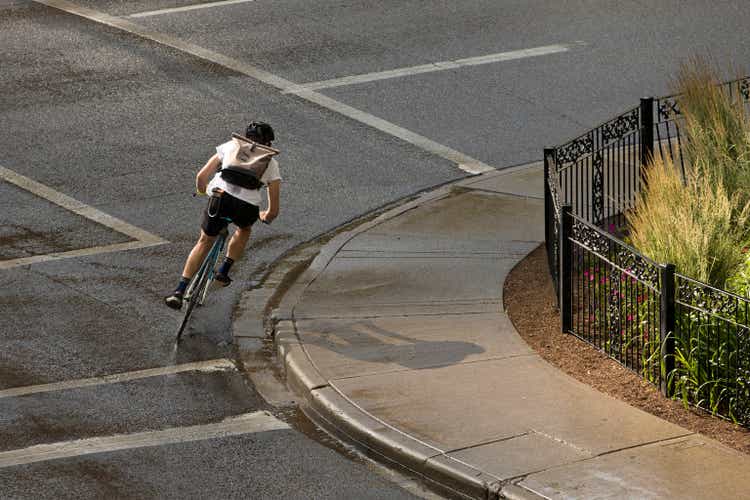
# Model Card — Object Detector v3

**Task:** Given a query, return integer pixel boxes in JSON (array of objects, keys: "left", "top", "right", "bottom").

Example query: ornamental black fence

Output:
[{"left": 544, "top": 76, "right": 750, "bottom": 425}]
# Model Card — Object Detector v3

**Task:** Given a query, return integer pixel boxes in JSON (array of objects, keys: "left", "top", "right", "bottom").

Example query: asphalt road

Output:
[{"left": 2, "top": 0, "right": 750, "bottom": 497}]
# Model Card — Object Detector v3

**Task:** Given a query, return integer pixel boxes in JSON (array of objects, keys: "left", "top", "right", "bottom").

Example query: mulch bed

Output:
[{"left": 503, "top": 245, "right": 750, "bottom": 454}]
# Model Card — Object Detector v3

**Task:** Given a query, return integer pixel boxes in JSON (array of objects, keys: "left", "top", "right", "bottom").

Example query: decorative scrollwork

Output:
[
  {"left": 551, "top": 218, "right": 559, "bottom": 279},
  {"left": 556, "top": 135, "right": 593, "bottom": 165},
  {"left": 572, "top": 219, "right": 660, "bottom": 289},
  {"left": 676, "top": 278, "right": 742, "bottom": 320},
  {"left": 658, "top": 98, "right": 680, "bottom": 121},
  {"left": 601, "top": 109, "right": 640, "bottom": 143},
  {"left": 741, "top": 78, "right": 750, "bottom": 102},
  {"left": 608, "top": 266, "right": 623, "bottom": 355},
  {"left": 617, "top": 252, "right": 660, "bottom": 289},
  {"left": 592, "top": 152, "right": 604, "bottom": 224},
  {"left": 548, "top": 169, "right": 562, "bottom": 214},
  {"left": 572, "top": 219, "right": 609, "bottom": 255}
]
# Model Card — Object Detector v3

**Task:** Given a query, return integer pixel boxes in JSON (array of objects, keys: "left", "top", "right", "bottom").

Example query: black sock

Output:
[
  {"left": 218, "top": 258, "right": 234, "bottom": 276},
  {"left": 175, "top": 276, "right": 190, "bottom": 294}
]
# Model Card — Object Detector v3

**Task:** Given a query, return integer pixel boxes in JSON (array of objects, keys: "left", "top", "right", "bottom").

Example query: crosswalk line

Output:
[
  {"left": 0, "top": 359, "right": 236, "bottom": 399},
  {"left": 0, "top": 411, "right": 289, "bottom": 468}
]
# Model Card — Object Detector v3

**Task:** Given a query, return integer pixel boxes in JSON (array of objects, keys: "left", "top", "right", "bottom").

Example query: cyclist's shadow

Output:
[{"left": 300, "top": 318, "right": 485, "bottom": 370}]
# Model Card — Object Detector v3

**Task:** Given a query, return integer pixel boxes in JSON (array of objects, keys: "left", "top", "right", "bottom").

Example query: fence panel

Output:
[
  {"left": 567, "top": 214, "right": 663, "bottom": 384},
  {"left": 674, "top": 274, "right": 750, "bottom": 425},
  {"left": 546, "top": 75, "right": 750, "bottom": 427},
  {"left": 553, "top": 106, "right": 642, "bottom": 229}
]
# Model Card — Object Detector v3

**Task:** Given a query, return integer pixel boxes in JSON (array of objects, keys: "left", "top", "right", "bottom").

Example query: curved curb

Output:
[
  {"left": 274, "top": 320, "right": 500, "bottom": 500},
  {"left": 261, "top": 164, "right": 545, "bottom": 500}
]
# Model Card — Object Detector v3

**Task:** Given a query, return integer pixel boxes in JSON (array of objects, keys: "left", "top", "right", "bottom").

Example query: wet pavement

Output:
[{"left": 4, "top": 0, "right": 750, "bottom": 498}]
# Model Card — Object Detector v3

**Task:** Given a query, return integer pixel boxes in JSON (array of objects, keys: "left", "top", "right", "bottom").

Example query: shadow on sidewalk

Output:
[{"left": 300, "top": 318, "right": 485, "bottom": 370}]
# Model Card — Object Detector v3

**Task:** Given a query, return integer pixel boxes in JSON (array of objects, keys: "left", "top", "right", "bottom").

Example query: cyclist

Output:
[{"left": 165, "top": 121, "right": 281, "bottom": 310}]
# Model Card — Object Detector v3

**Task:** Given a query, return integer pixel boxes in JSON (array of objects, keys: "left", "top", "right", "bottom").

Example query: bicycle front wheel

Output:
[{"left": 176, "top": 263, "right": 211, "bottom": 341}]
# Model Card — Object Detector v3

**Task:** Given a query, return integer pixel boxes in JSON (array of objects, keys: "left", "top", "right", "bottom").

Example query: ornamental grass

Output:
[
  {"left": 676, "top": 59, "right": 750, "bottom": 212},
  {"left": 628, "top": 61, "right": 750, "bottom": 290},
  {"left": 628, "top": 154, "right": 748, "bottom": 288}
]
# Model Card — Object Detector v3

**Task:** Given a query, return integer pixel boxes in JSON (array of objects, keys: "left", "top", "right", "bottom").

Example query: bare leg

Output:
[
  {"left": 182, "top": 230, "right": 217, "bottom": 279},
  {"left": 226, "top": 225, "right": 251, "bottom": 261}
]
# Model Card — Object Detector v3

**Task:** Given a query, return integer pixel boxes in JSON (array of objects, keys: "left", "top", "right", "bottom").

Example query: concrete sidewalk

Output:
[{"left": 254, "top": 164, "right": 750, "bottom": 499}]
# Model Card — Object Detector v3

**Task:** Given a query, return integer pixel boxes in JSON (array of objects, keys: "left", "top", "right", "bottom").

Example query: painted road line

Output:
[
  {"left": 129, "top": 0, "right": 256, "bottom": 18},
  {"left": 0, "top": 411, "right": 290, "bottom": 468},
  {"left": 284, "top": 44, "right": 581, "bottom": 93},
  {"left": 0, "top": 166, "right": 164, "bottom": 244},
  {"left": 33, "top": 0, "right": 494, "bottom": 175},
  {"left": 0, "top": 359, "right": 236, "bottom": 399},
  {"left": 296, "top": 90, "right": 493, "bottom": 173},
  {"left": 0, "top": 241, "right": 164, "bottom": 270},
  {"left": 0, "top": 165, "right": 168, "bottom": 270}
]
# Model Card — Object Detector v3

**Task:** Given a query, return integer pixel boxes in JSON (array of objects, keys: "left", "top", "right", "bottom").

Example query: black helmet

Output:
[{"left": 246, "top": 121, "right": 275, "bottom": 145}]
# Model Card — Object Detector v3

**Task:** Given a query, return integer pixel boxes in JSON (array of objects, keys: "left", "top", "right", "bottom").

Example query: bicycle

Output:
[
  {"left": 175, "top": 193, "right": 270, "bottom": 341},
  {"left": 175, "top": 225, "right": 229, "bottom": 342}
]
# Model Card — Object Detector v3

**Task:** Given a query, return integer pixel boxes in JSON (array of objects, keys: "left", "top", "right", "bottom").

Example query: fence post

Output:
[
  {"left": 559, "top": 204, "right": 573, "bottom": 333},
  {"left": 640, "top": 97, "right": 655, "bottom": 185},
  {"left": 660, "top": 263, "right": 676, "bottom": 397}
]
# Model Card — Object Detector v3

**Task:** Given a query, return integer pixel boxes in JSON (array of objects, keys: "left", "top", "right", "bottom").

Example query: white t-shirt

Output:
[{"left": 207, "top": 140, "right": 282, "bottom": 206}]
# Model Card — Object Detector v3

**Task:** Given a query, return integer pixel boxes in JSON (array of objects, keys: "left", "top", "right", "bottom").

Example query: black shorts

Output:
[{"left": 201, "top": 192, "right": 260, "bottom": 236}]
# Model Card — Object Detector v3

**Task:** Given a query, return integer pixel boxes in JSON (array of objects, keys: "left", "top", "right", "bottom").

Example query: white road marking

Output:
[
  {"left": 0, "top": 411, "right": 289, "bottom": 468},
  {"left": 0, "top": 165, "right": 168, "bottom": 270},
  {"left": 284, "top": 44, "right": 579, "bottom": 93},
  {"left": 0, "top": 359, "right": 236, "bottom": 399},
  {"left": 129, "top": 0, "right": 256, "bottom": 18},
  {"left": 33, "top": 0, "right": 496, "bottom": 175}
]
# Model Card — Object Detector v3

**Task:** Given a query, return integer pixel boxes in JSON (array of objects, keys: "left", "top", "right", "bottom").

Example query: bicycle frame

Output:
[
  {"left": 186, "top": 230, "right": 227, "bottom": 304},
  {"left": 176, "top": 227, "right": 229, "bottom": 341},
  {"left": 199, "top": 231, "right": 227, "bottom": 304}
]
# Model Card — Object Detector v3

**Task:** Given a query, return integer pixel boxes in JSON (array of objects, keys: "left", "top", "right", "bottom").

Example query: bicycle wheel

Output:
[
  {"left": 176, "top": 252, "right": 215, "bottom": 341},
  {"left": 175, "top": 233, "right": 226, "bottom": 341}
]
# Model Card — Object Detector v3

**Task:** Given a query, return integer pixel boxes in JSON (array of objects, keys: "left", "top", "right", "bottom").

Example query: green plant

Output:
[
  {"left": 669, "top": 320, "right": 737, "bottom": 419},
  {"left": 628, "top": 154, "right": 748, "bottom": 288}
]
